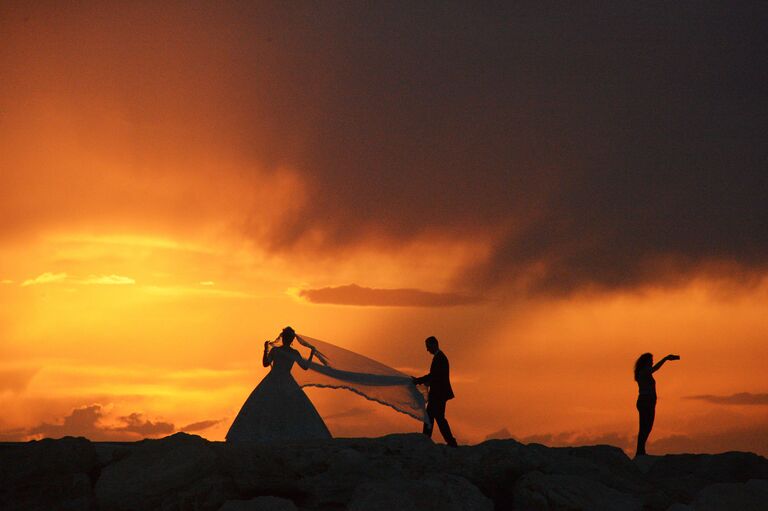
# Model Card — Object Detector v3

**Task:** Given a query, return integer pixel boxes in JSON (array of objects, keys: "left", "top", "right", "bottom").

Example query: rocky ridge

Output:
[{"left": 1, "top": 433, "right": 767, "bottom": 510}]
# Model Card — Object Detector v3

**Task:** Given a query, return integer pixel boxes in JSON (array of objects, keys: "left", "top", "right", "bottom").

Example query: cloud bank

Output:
[
  {"left": 1, "top": 404, "right": 220, "bottom": 442},
  {"left": 299, "top": 284, "right": 481, "bottom": 307},
  {"left": 19, "top": 273, "right": 135, "bottom": 287},
  {"left": 686, "top": 393, "right": 768, "bottom": 406},
  {"left": 181, "top": 419, "right": 224, "bottom": 433},
  {"left": 2, "top": 2, "right": 766, "bottom": 298},
  {"left": 493, "top": 422, "right": 768, "bottom": 457}
]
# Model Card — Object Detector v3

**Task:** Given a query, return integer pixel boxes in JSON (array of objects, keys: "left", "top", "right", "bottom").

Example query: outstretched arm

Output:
[
  {"left": 652, "top": 354, "right": 680, "bottom": 372},
  {"left": 296, "top": 347, "right": 316, "bottom": 370},
  {"left": 414, "top": 354, "right": 447, "bottom": 385}
]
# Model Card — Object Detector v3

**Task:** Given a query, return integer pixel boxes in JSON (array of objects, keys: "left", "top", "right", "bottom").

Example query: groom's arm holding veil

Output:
[{"left": 413, "top": 353, "right": 448, "bottom": 387}]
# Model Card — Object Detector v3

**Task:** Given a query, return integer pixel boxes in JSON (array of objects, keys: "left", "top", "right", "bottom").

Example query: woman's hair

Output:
[
  {"left": 281, "top": 326, "right": 296, "bottom": 344},
  {"left": 634, "top": 353, "right": 653, "bottom": 381},
  {"left": 269, "top": 328, "right": 330, "bottom": 366}
]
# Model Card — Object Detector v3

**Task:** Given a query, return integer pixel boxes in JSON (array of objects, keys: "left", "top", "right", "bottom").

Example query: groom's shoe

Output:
[{"left": 447, "top": 438, "right": 458, "bottom": 448}]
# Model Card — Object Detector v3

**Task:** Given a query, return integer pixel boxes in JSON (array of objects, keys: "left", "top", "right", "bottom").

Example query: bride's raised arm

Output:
[
  {"left": 295, "top": 346, "right": 316, "bottom": 370},
  {"left": 262, "top": 340, "right": 273, "bottom": 367}
]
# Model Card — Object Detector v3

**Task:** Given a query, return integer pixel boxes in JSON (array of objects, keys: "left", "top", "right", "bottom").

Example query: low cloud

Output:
[
  {"left": 25, "top": 405, "right": 173, "bottom": 441},
  {"left": 492, "top": 422, "right": 768, "bottom": 457},
  {"left": 15, "top": 404, "right": 174, "bottom": 441},
  {"left": 485, "top": 427, "right": 513, "bottom": 441},
  {"left": 0, "top": 427, "right": 27, "bottom": 442},
  {"left": 110, "top": 412, "right": 174, "bottom": 436},
  {"left": 82, "top": 274, "right": 136, "bottom": 285},
  {"left": 181, "top": 419, "right": 224, "bottom": 433},
  {"left": 299, "top": 284, "right": 481, "bottom": 307},
  {"left": 685, "top": 392, "right": 768, "bottom": 406},
  {"left": 27, "top": 405, "right": 109, "bottom": 440},
  {"left": 21, "top": 272, "right": 68, "bottom": 287},
  {"left": 650, "top": 424, "right": 768, "bottom": 456},
  {"left": 518, "top": 430, "right": 634, "bottom": 452},
  {"left": 4, "top": 404, "right": 223, "bottom": 441},
  {"left": 20, "top": 272, "right": 135, "bottom": 287}
]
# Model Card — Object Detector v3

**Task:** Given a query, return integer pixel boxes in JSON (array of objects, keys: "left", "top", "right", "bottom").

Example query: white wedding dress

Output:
[
  {"left": 226, "top": 334, "right": 427, "bottom": 443},
  {"left": 226, "top": 346, "right": 331, "bottom": 442}
]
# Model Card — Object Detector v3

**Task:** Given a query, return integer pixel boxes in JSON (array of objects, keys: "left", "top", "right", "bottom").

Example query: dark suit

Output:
[{"left": 414, "top": 350, "right": 457, "bottom": 446}]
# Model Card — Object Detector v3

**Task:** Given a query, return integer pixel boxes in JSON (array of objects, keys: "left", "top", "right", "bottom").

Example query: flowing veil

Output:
[{"left": 272, "top": 334, "right": 428, "bottom": 423}]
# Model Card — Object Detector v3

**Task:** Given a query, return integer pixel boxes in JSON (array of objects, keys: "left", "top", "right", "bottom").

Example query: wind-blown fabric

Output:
[{"left": 287, "top": 334, "right": 428, "bottom": 423}]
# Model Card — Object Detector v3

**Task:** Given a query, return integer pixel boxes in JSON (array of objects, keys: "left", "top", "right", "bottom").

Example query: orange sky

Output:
[{"left": 2, "top": 2, "right": 767, "bottom": 455}]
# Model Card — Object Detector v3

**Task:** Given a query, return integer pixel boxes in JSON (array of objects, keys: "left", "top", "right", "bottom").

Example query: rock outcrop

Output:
[{"left": 1, "top": 433, "right": 766, "bottom": 510}]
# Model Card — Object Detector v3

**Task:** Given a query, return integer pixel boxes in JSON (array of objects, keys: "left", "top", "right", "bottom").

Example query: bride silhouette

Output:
[
  {"left": 226, "top": 327, "right": 428, "bottom": 443},
  {"left": 226, "top": 326, "right": 331, "bottom": 442}
]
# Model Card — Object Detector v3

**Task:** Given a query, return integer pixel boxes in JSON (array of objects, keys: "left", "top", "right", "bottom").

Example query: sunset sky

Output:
[{"left": 1, "top": 2, "right": 767, "bottom": 455}]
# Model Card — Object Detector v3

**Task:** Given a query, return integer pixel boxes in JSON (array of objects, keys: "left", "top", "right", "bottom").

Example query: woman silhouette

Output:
[
  {"left": 633, "top": 352, "right": 680, "bottom": 457},
  {"left": 226, "top": 326, "right": 331, "bottom": 442}
]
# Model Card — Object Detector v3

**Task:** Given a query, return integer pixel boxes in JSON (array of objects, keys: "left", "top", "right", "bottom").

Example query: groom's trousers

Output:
[{"left": 423, "top": 398, "right": 457, "bottom": 446}]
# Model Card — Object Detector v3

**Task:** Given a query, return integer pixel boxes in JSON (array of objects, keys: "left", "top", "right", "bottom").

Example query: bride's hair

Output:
[
  {"left": 271, "top": 327, "right": 330, "bottom": 366},
  {"left": 281, "top": 326, "right": 296, "bottom": 345}
]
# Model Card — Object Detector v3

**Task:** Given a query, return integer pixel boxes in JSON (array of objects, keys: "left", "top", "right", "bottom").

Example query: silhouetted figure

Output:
[
  {"left": 412, "top": 336, "right": 458, "bottom": 447},
  {"left": 634, "top": 352, "right": 680, "bottom": 457},
  {"left": 226, "top": 326, "right": 331, "bottom": 442}
]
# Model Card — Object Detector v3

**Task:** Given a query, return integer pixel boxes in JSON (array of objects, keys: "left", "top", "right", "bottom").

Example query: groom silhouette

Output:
[{"left": 412, "top": 336, "right": 458, "bottom": 447}]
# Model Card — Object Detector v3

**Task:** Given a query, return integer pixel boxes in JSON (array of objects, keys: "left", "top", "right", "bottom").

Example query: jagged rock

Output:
[
  {"left": 634, "top": 454, "right": 660, "bottom": 473},
  {"left": 691, "top": 479, "right": 768, "bottom": 511},
  {"left": 347, "top": 473, "right": 493, "bottom": 511},
  {"left": 2, "top": 434, "right": 767, "bottom": 510},
  {"left": 297, "top": 445, "right": 406, "bottom": 508},
  {"left": 218, "top": 496, "right": 298, "bottom": 511},
  {"left": 645, "top": 451, "right": 768, "bottom": 503},
  {"left": 176, "top": 474, "right": 238, "bottom": 511},
  {"left": 0, "top": 436, "right": 99, "bottom": 511},
  {"left": 214, "top": 442, "right": 307, "bottom": 503},
  {"left": 458, "top": 438, "right": 543, "bottom": 508},
  {"left": 95, "top": 432, "right": 219, "bottom": 511},
  {"left": 514, "top": 470, "right": 643, "bottom": 511}
]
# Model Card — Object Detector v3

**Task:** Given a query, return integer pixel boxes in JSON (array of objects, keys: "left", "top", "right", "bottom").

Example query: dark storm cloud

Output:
[
  {"left": 299, "top": 284, "right": 481, "bottom": 307},
  {"left": 686, "top": 393, "right": 768, "bottom": 406},
  {"left": 230, "top": 2, "right": 768, "bottom": 294},
  {"left": 4, "top": 2, "right": 767, "bottom": 294}
]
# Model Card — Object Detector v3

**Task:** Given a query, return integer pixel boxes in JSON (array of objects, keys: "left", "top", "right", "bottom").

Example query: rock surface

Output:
[{"left": 1, "top": 433, "right": 767, "bottom": 510}]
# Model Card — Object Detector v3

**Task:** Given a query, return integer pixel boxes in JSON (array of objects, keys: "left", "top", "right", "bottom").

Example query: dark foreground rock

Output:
[{"left": 1, "top": 433, "right": 767, "bottom": 510}]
